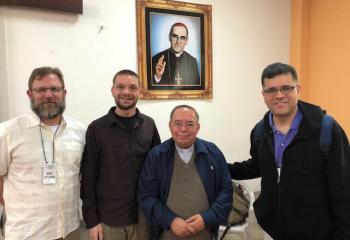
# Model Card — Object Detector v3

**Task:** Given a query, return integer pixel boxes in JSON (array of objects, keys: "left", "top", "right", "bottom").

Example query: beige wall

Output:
[
  {"left": 291, "top": 0, "right": 350, "bottom": 135},
  {"left": 0, "top": 7, "right": 9, "bottom": 122},
  {"left": 0, "top": 0, "right": 291, "bottom": 164}
]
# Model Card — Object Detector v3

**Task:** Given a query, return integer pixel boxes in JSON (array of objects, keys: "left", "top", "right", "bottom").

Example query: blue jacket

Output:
[{"left": 138, "top": 138, "right": 233, "bottom": 239}]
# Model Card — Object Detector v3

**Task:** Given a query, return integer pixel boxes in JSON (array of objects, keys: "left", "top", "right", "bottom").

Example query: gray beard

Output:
[{"left": 31, "top": 100, "right": 65, "bottom": 120}]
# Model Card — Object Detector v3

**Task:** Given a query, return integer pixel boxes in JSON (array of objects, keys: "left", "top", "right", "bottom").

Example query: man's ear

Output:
[
  {"left": 168, "top": 33, "right": 172, "bottom": 42},
  {"left": 27, "top": 90, "right": 32, "bottom": 98}
]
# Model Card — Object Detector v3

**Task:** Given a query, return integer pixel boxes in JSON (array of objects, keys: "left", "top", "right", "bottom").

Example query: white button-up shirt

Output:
[{"left": 0, "top": 113, "right": 85, "bottom": 240}]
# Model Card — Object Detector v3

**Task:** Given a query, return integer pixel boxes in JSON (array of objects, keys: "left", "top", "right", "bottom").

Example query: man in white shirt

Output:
[{"left": 0, "top": 67, "right": 85, "bottom": 240}]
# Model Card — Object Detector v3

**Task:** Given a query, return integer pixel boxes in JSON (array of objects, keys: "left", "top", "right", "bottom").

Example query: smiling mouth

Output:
[
  {"left": 120, "top": 96, "right": 133, "bottom": 100},
  {"left": 178, "top": 135, "right": 190, "bottom": 138},
  {"left": 274, "top": 102, "right": 288, "bottom": 105},
  {"left": 42, "top": 102, "right": 57, "bottom": 105}
]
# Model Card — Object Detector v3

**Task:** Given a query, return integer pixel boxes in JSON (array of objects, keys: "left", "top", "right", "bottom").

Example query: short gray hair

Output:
[{"left": 170, "top": 105, "right": 199, "bottom": 121}]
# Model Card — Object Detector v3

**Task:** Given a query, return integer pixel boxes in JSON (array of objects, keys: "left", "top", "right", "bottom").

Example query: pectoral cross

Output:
[
  {"left": 174, "top": 59, "right": 182, "bottom": 85},
  {"left": 174, "top": 70, "right": 183, "bottom": 85}
]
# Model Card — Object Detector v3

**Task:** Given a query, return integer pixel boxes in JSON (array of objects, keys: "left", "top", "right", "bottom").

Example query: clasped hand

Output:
[{"left": 170, "top": 214, "right": 205, "bottom": 238}]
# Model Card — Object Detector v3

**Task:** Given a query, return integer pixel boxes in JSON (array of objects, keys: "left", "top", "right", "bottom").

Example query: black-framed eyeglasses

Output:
[
  {"left": 263, "top": 85, "right": 298, "bottom": 95},
  {"left": 32, "top": 87, "right": 64, "bottom": 95},
  {"left": 170, "top": 34, "right": 187, "bottom": 42}
]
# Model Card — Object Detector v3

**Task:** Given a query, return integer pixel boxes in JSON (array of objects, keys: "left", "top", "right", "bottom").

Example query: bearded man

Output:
[
  {"left": 0, "top": 67, "right": 86, "bottom": 240},
  {"left": 81, "top": 69, "right": 161, "bottom": 240}
]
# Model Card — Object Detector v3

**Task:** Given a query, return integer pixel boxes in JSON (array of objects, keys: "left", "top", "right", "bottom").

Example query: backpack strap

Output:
[
  {"left": 320, "top": 114, "right": 334, "bottom": 159},
  {"left": 220, "top": 182, "right": 250, "bottom": 240},
  {"left": 219, "top": 226, "right": 231, "bottom": 240},
  {"left": 253, "top": 119, "right": 266, "bottom": 154}
]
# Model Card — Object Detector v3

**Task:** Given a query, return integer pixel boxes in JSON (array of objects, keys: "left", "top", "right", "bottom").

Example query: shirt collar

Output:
[
  {"left": 26, "top": 112, "right": 41, "bottom": 128},
  {"left": 161, "top": 138, "right": 208, "bottom": 155},
  {"left": 170, "top": 48, "right": 184, "bottom": 57},
  {"left": 174, "top": 51, "right": 183, "bottom": 57},
  {"left": 269, "top": 109, "right": 303, "bottom": 133},
  {"left": 175, "top": 144, "right": 194, "bottom": 153},
  {"left": 26, "top": 111, "right": 67, "bottom": 129},
  {"left": 106, "top": 107, "right": 141, "bottom": 127}
]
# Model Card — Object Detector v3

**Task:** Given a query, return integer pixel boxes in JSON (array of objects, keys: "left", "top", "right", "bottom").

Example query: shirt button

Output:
[{"left": 281, "top": 143, "right": 285, "bottom": 146}]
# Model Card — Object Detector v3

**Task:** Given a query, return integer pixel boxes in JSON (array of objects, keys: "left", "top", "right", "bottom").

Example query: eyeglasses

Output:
[
  {"left": 263, "top": 85, "right": 298, "bottom": 96},
  {"left": 170, "top": 34, "right": 187, "bottom": 43},
  {"left": 32, "top": 87, "right": 64, "bottom": 95},
  {"left": 172, "top": 121, "right": 196, "bottom": 129}
]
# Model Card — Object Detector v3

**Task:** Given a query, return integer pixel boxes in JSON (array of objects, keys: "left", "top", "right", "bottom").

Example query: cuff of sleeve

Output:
[
  {"left": 200, "top": 211, "right": 214, "bottom": 229},
  {"left": 161, "top": 211, "right": 177, "bottom": 230},
  {"left": 154, "top": 74, "right": 161, "bottom": 83},
  {"left": 84, "top": 210, "right": 101, "bottom": 229}
]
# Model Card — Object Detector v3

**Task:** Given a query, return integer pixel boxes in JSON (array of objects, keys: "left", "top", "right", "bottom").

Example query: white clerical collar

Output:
[
  {"left": 175, "top": 144, "right": 194, "bottom": 164},
  {"left": 174, "top": 51, "right": 184, "bottom": 57}
]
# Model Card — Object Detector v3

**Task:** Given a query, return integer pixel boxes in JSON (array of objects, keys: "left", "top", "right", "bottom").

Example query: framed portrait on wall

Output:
[{"left": 136, "top": 0, "right": 212, "bottom": 99}]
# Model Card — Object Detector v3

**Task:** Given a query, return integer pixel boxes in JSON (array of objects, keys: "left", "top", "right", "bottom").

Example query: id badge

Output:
[{"left": 43, "top": 164, "right": 57, "bottom": 185}]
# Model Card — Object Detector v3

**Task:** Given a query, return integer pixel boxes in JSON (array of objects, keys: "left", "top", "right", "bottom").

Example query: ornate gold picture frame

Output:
[{"left": 136, "top": 0, "right": 212, "bottom": 99}]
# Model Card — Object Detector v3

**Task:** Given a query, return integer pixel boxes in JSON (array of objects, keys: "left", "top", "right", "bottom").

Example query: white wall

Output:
[
  {"left": 0, "top": 7, "right": 9, "bottom": 122},
  {"left": 0, "top": 0, "right": 291, "bottom": 164}
]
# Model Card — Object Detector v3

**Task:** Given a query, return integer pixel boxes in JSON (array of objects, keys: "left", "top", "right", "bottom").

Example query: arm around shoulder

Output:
[{"left": 228, "top": 127, "right": 262, "bottom": 180}]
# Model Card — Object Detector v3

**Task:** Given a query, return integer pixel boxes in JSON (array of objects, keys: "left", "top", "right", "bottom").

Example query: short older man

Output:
[
  {"left": 138, "top": 105, "right": 232, "bottom": 240},
  {"left": 0, "top": 67, "right": 85, "bottom": 239}
]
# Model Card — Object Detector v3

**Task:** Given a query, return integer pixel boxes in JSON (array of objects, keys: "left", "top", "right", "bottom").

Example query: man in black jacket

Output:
[
  {"left": 228, "top": 62, "right": 350, "bottom": 240},
  {"left": 81, "top": 70, "right": 161, "bottom": 240}
]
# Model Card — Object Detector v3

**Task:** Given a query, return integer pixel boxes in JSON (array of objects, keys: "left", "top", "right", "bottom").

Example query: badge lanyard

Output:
[{"left": 39, "top": 119, "right": 61, "bottom": 185}]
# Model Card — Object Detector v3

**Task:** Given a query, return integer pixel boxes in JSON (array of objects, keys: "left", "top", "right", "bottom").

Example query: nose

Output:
[
  {"left": 122, "top": 87, "right": 131, "bottom": 94},
  {"left": 179, "top": 124, "right": 187, "bottom": 130},
  {"left": 43, "top": 89, "right": 54, "bottom": 97},
  {"left": 275, "top": 89, "right": 285, "bottom": 98}
]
